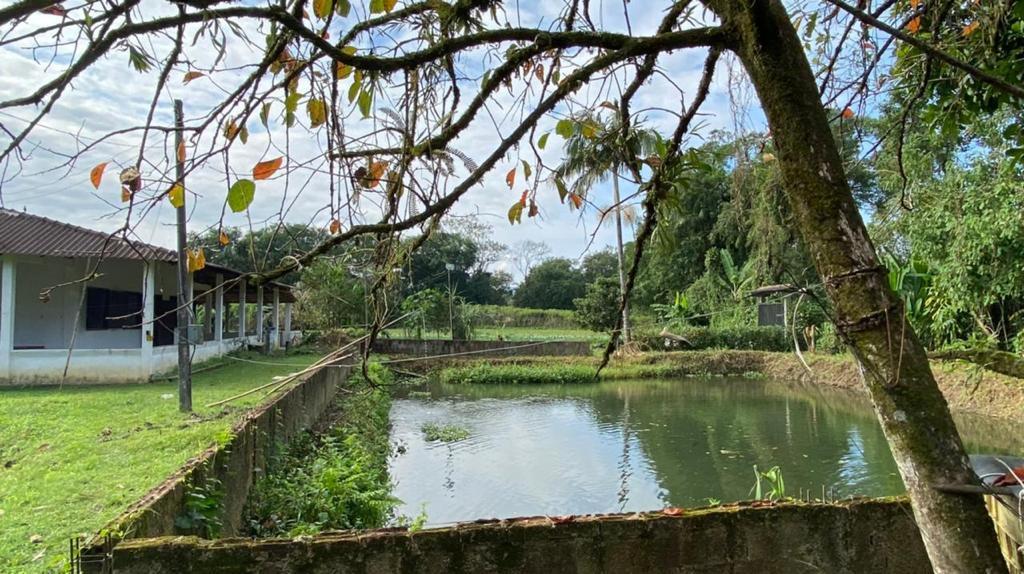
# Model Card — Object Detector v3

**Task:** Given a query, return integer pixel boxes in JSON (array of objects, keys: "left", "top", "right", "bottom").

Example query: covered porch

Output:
[{"left": 0, "top": 210, "right": 297, "bottom": 385}]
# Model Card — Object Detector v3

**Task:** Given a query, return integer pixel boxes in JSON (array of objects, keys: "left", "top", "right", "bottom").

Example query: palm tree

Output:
[{"left": 555, "top": 112, "right": 659, "bottom": 342}]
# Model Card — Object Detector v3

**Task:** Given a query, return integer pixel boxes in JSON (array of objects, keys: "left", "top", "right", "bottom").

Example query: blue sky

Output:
[{"left": 0, "top": 0, "right": 757, "bottom": 280}]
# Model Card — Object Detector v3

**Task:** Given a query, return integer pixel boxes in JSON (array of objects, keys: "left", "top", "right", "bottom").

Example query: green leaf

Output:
[
  {"left": 554, "top": 177, "right": 569, "bottom": 202},
  {"left": 348, "top": 71, "right": 362, "bottom": 103},
  {"left": 537, "top": 132, "right": 549, "bottom": 150},
  {"left": 227, "top": 179, "right": 256, "bottom": 213},
  {"left": 259, "top": 103, "right": 271, "bottom": 128},
  {"left": 521, "top": 160, "right": 532, "bottom": 180},
  {"left": 313, "top": 0, "right": 332, "bottom": 20},
  {"left": 358, "top": 89, "right": 373, "bottom": 118},
  {"left": 369, "top": 0, "right": 384, "bottom": 14},
  {"left": 507, "top": 201, "right": 524, "bottom": 225},
  {"left": 335, "top": 0, "right": 351, "bottom": 17},
  {"left": 238, "top": 126, "right": 249, "bottom": 145},
  {"left": 555, "top": 119, "right": 573, "bottom": 139},
  {"left": 284, "top": 90, "right": 302, "bottom": 128}
]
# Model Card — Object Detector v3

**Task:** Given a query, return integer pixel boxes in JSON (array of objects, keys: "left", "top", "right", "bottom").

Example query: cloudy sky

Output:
[{"left": 0, "top": 0, "right": 758, "bottom": 280}]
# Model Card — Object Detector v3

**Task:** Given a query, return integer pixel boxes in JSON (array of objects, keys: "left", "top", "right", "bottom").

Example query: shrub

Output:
[
  {"left": 636, "top": 326, "right": 791, "bottom": 352},
  {"left": 245, "top": 383, "right": 396, "bottom": 537},
  {"left": 573, "top": 277, "right": 621, "bottom": 332},
  {"left": 437, "top": 364, "right": 597, "bottom": 385}
]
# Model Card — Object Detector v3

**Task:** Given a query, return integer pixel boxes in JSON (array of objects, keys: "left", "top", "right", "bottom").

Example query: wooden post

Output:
[
  {"left": 256, "top": 285, "right": 264, "bottom": 342},
  {"left": 174, "top": 99, "right": 192, "bottom": 412},
  {"left": 214, "top": 273, "right": 224, "bottom": 342}
]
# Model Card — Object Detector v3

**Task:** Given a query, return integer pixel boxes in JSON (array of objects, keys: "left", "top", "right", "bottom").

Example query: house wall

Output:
[{"left": 12, "top": 256, "right": 146, "bottom": 350}]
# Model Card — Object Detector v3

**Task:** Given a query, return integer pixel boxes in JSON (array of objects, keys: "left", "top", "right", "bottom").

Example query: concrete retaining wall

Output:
[
  {"left": 82, "top": 359, "right": 352, "bottom": 570},
  {"left": 371, "top": 338, "right": 591, "bottom": 358},
  {"left": 109, "top": 498, "right": 929, "bottom": 574}
]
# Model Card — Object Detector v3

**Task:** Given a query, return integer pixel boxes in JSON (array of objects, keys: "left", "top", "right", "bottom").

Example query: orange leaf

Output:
[
  {"left": 329, "top": 218, "right": 342, "bottom": 234},
  {"left": 505, "top": 168, "right": 516, "bottom": 189},
  {"left": 218, "top": 230, "right": 230, "bottom": 246},
  {"left": 962, "top": 21, "right": 979, "bottom": 37},
  {"left": 519, "top": 190, "right": 528, "bottom": 206},
  {"left": 662, "top": 507, "right": 685, "bottom": 516},
  {"left": 121, "top": 187, "right": 131, "bottom": 203},
  {"left": 568, "top": 193, "right": 582, "bottom": 209},
  {"left": 252, "top": 157, "right": 284, "bottom": 180},
  {"left": 176, "top": 141, "right": 186, "bottom": 164},
  {"left": 841, "top": 107, "right": 855, "bottom": 120},
  {"left": 365, "top": 160, "right": 388, "bottom": 188},
  {"left": 90, "top": 162, "right": 107, "bottom": 189},
  {"left": 183, "top": 71, "right": 205, "bottom": 84},
  {"left": 907, "top": 16, "right": 921, "bottom": 34}
]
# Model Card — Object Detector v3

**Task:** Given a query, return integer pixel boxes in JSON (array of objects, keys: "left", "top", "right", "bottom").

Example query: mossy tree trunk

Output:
[{"left": 701, "top": 1, "right": 1004, "bottom": 572}]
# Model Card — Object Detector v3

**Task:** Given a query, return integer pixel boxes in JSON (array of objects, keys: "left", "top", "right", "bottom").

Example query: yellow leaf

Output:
[
  {"left": 907, "top": 16, "right": 921, "bottom": 34},
  {"left": 218, "top": 230, "right": 230, "bottom": 246},
  {"left": 505, "top": 168, "right": 515, "bottom": 189},
  {"left": 382, "top": 0, "right": 397, "bottom": 12},
  {"left": 187, "top": 247, "right": 206, "bottom": 273},
  {"left": 168, "top": 182, "right": 185, "bottom": 208},
  {"left": 307, "top": 98, "right": 327, "bottom": 128},
  {"left": 182, "top": 71, "right": 205, "bottom": 84},
  {"left": 313, "top": 0, "right": 331, "bottom": 19},
  {"left": 90, "top": 162, "right": 107, "bottom": 189},
  {"left": 962, "top": 21, "right": 979, "bottom": 37},
  {"left": 223, "top": 119, "right": 239, "bottom": 141},
  {"left": 253, "top": 157, "right": 284, "bottom": 181}
]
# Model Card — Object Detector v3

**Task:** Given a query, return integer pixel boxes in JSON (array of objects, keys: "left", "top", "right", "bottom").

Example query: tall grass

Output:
[{"left": 468, "top": 305, "right": 578, "bottom": 328}]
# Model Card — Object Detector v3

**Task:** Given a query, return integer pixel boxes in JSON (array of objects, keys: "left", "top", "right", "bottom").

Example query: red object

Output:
[
  {"left": 993, "top": 466, "right": 1024, "bottom": 487},
  {"left": 662, "top": 507, "right": 685, "bottom": 516}
]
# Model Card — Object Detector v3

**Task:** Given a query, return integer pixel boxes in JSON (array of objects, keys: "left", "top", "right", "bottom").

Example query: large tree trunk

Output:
[
  {"left": 702, "top": 1, "right": 1004, "bottom": 572},
  {"left": 612, "top": 171, "right": 631, "bottom": 342}
]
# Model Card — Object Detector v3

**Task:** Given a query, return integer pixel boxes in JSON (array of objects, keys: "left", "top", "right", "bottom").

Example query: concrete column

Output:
[
  {"left": 0, "top": 257, "right": 16, "bottom": 379},
  {"left": 238, "top": 279, "right": 247, "bottom": 340},
  {"left": 141, "top": 261, "right": 155, "bottom": 377},
  {"left": 256, "top": 285, "right": 264, "bottom": 342},
  {"left": 203, "top": 292, "right": 213, "bottom": 339},
  {"left": 283, "top": 303, "right": 293, "bottom": 348},
  {"left": 272, "top": 288, "right": 280, "bottom": 349},
  {"left": 214, "top": 273, "right": 224, "bottom": 342}
]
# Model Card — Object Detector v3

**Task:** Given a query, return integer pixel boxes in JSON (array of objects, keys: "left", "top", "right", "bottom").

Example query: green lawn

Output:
[
  {"left": 385, "top": 326, "right": 609, "bottom": 344},
  {"left": 0, "top": 352, "right": 317, "bottom": 573}
]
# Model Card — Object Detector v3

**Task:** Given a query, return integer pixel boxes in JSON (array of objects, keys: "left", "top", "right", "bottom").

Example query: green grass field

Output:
[{"left": 0, "top": 352, "right": 317, "bottom": 573}]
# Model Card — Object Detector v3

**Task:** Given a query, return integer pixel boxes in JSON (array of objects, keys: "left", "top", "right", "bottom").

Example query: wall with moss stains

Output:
[
  {"left": 109, "top": 499, "right": 929, "bottom": 574},
  {"left": 80, "top": 359, "right": 352, "bottom": 571}
]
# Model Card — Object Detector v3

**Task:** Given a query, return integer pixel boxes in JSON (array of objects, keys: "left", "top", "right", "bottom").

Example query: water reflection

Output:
[{"left": 387, "top": 378, "right": 1023, "bottom": 526}]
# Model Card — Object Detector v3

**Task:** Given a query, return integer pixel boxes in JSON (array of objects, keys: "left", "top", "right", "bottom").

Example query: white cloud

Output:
[{"left": 0, "top": 0, "right": 764, "bottom": 280}]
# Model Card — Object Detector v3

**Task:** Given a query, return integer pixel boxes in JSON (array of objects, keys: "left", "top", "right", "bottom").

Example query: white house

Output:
[{"left": 0, "top": 209, "right": 298, "bottom": 385}]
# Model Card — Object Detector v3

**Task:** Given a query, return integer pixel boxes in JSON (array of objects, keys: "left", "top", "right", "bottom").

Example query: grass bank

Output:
[
  {"left": 422, "top": 350, "right": 1024, "bottom": 421},
  {"left": 244, "top": 364, "right": 397, "bottom": 537},
  {"left": 0, "top": 351, "right": 318, "bottom": 573},
  {"left": 384, "top": 326, "right": 608, "bottom": 344}
]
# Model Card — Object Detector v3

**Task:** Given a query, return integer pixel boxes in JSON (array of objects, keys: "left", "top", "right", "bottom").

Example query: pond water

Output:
[{"left": 388, "top": 378, "right": 1024, "bottom": 526}]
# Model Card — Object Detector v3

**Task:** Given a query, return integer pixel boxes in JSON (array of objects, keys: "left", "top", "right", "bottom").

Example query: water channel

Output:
[{"left": 388, "top": 377, "right": 1024, "bottom": 526}]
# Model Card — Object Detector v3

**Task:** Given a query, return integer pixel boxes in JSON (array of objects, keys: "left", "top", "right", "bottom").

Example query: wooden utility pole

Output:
[{"left": 174, "top": 99, "right": 192, "bottom": 412}]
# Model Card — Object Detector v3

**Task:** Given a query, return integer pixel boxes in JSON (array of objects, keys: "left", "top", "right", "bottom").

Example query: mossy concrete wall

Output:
[
  {"left": 371, "top": 338, "right": 591, "bottom": 357},
  {"left": 110, "top": 499, "right": 929, "bottom": 574},
  {"left": 81, "top": 359, "right": 352, "bottom": 571}
]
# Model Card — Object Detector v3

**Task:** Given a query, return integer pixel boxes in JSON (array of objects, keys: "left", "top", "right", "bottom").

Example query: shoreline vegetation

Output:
[{"left": 414, "top": 350, "right": 1024, "bottom": 422}]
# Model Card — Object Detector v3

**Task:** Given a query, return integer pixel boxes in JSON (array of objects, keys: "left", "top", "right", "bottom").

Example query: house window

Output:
[{"left": 85, "top": 287, "right": 143, "bottom": 330}]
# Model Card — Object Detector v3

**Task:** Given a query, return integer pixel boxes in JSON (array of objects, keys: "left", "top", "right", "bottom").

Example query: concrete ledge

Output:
[
  {"left": 81, "top": 359, "right": 352, "bottom": 570},
  {"left": 110, "top": 498, "right": 929, "bottom": 574},
  {"left": 371, "top": 338, "right": 591, "bottom": 358}
]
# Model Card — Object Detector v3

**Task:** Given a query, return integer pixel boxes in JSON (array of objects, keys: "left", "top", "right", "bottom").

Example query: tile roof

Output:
[
  {"left": 0, "top": 209, "right": 294, "bottom": 298},
  {"left": 0, "top": 208, "right": 176, "bottom": 261}
]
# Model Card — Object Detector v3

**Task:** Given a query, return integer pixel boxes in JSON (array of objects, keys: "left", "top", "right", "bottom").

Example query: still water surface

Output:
[{"left": 388, "top": 378, "right": 1021, "bottom": 525}]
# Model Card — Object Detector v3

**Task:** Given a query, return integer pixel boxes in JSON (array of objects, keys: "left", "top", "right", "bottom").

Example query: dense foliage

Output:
[{"left": 245, "top": 370, "right": 396, "bottom": 537}]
